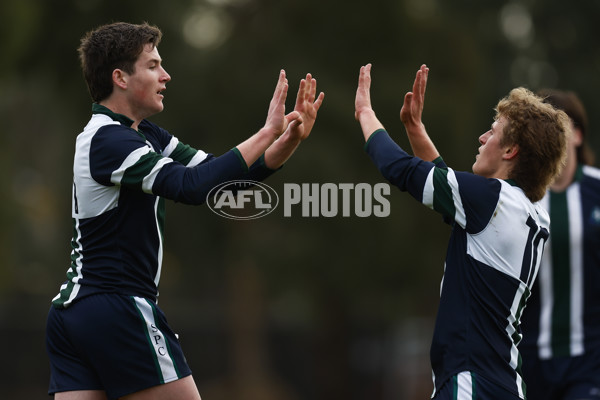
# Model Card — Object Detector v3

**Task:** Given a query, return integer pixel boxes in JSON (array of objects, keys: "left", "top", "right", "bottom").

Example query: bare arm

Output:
[
  {"left": 399, "top": 64, "right": 440, "bottom": 162},
  {"left": 354, "top": 64, "right": 385, "bottom": 140}
]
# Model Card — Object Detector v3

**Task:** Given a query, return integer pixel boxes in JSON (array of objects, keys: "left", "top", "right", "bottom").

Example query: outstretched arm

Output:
[
  {"left": 263, "top": 73, "right": 325, "bottom": 169},
  {"left": 399, "top": 65, "right": 440, "bottom": 162},
  {"left": 355, "top": 64, "right": 385, "bottom": 140},
  {"left": 236, "top": 70, "right": 301, "bottom": 167}
]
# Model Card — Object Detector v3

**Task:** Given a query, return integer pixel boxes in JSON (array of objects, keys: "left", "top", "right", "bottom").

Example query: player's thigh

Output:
[
  {"left": 55, "top": 390, "right": 108, "bottom": 400},
  {"left": 120, "top": 375, "right": 201, "bottom": 400}
]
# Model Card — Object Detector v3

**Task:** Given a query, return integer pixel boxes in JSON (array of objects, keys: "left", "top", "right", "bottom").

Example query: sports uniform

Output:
[
  {"left": 520, "top": 165, "right": 600, "bottom": 400},
  {"left": 46, "top": 104, "right": 276, "bottom": 398},
  {"left": 365, "top": 129, "right": 550, "bottom": 399}
]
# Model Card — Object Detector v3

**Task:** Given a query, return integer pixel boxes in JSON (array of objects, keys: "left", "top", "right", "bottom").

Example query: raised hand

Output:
[
  {"left": 286, "top": 73, "right": 325, "bottom": 142},
  {"left": 265, "top": 70, "right": 301, "bottom": 138},
  {"left": 399, "top": 65, "right": 439, "bottom": 161},
  {"left": 400, "top": 64, "right": 428, "bottom": 130},
  {"left": 355, "top": 64, "right": 374, "bottom": 121},
  {"left": 354, "top": 64, "right": 385, "bottom": 140}
]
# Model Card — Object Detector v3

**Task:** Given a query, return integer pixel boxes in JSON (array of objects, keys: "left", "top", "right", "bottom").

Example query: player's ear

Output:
[
  {"left": 112, "top": 69, "right": 127, "bottom": 90},
  {"left": 503, "top": 144, "right": 519, "bottom": 160}
]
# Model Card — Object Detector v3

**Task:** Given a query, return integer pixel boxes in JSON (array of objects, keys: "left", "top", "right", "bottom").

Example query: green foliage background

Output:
[{"left": 2, "top": 0, "right": 600, "bottom": 398}]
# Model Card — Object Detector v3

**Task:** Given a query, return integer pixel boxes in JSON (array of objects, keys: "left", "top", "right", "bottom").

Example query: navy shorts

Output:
[
  {"left": 46, "top": 293, "right": 192, "bottom": 399},
  {"left": 521, "top": 346, "right": 600, "bottom": 400},
  {"left": 434, "top": 371, "right": 523, "bottom": 400}
]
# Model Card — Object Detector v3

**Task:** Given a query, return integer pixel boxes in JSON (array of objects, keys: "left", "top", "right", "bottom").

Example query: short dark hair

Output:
[
  {"left": 78, "top": 22, "right": 162, "bottom": 102},
  {"left": 538, "top": 88, "right": 594, "bottom": 166}
]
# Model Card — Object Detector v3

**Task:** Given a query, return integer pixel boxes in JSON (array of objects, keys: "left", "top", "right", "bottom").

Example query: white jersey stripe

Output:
[
  {"left": 52, "top": 219, "right": 83, "bottom": 307},
  {"left": 111, "top": 146, "right": 152, "bottom": 185},
  {"left": 186, "top": 149, "right": 209, "bottom": 167},
  {"left": 162, "top": 136, "right": 208, "bottom": 167},
  {"left": 447, "top": 169, "right": 467, "bottom": 228},
  {"left": 133, "top": 297, "right": 178, "bottom": 383},
  {"left": 583, "top": 164, "right": 600, "bottom": 180},
  {"left": 423, "top": 167, "right": 435, "bottom": 209},
  {"left": 456, "top": 371, "right": 473, "bottom": 399},
  {"left": 537, "top": 196, "right": 553, "bottom": 359},
  {"left": 507, "top": 283, "right": 526, "bottom": 362},
  {"left": 506, "top": 282, "right": 527, "bottom": 398},
  {"left": 162, "top": 137, "right": 179, "bottom": 157},
  {"left": 142, "top": 157, "right": 173, "bottom": 193},
  {"left": 153, "top": 198, "right": 163, "bottom": 288},
  {"left": 567, "top": 184, "right": 584, "bottom": 355},
  {"left": 73, "top": 122, "right": 120, "bottom": 219}
]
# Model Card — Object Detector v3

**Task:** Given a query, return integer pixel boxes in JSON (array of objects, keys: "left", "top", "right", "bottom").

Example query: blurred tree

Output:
[{"left": 2, "top": 0, "right": 600, "bottom": 398}]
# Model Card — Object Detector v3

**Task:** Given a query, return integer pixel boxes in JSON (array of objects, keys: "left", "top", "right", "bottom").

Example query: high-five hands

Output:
[
  {"left": 355, "top": 64, "right": 385, "bottom": 140},
  {"left": 400, "top": 64, "right": 429, "bottom": 132},
  {"left": 354, "top": 63, "right": 374, "bottom": 121},
  {"left": 287, "top": 73, "right": 325, "bottom": 142},
  {"left": 264, "top": 70, "right": 302, "bottom": 138}
]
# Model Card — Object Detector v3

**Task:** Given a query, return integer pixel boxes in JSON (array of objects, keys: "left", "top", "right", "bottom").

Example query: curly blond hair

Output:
[{"left": 496, "top": 87, "right": 570, "bottom": 202}]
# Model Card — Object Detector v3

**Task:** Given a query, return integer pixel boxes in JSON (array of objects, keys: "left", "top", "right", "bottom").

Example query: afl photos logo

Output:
[{"left": 207, "top": 180, "right": 279, "bottom": 220}]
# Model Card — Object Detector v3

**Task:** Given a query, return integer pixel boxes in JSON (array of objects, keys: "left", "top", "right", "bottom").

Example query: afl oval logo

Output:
[{"left": 207, "top": 180, "right": 279, "bottom": 220}]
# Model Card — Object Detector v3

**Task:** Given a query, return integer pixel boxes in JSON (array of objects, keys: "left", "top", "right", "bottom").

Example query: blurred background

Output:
[{"left": 2, "top": 0, "right": 600, "bottom": 398}]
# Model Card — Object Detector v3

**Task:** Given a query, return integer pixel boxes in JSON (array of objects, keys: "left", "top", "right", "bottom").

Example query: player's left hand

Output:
[
  {"left": 286, "top": 73, "right": 325, "bottom": 142},
  {"left": 400, "top": 64, "right": 428, "bottom": 130}
]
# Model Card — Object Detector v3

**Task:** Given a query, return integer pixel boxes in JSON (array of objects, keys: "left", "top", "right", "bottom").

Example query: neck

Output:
[
  {"left": 550, "top": 161, "right": 577, "bottom": 193},
  {"left": 550, "top": 140, "right": 579, "bottom": 192},
  {"left": 550, "top": 151, "right": 577, "bottom": 192},
  {"left": 100, "top": 98, "right": 141, "bottom": 130},
  {"left": 489, "top": 163, "right": 512, "bottom": 181}
]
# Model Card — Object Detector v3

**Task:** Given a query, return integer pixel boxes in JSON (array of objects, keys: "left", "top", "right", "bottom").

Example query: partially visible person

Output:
[
  {"left": 46, "top": 22, "right": 324, "bottom": 400},
  {"left": 519, "top": 89, "right": 600, "bottom": 400},
  {"left": 355, "top": 63, "right": 569, "bottom": 399}
]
